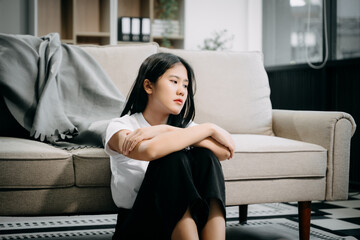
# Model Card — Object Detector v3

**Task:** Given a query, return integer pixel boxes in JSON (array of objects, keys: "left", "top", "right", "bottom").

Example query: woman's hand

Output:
[
  {"left": 209, "top": 123, "right": 235, "bottom": 159},
  {"left": 122, "top": 125, "right": 176, "bottom": 155}
]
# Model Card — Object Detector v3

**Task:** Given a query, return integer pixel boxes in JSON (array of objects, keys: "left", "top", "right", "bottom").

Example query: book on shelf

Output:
[
  {"left": 131, "top": 18, "right": 141, "bottom": 42},
  {"left": 118, "top": 17, "right": 151, "bottom": 42},
  {"left": 118, "top": 17, "right": 131, "bottom": 41},
  {"left": 141, "top": 18, "right": 151, "bottom": 42}
]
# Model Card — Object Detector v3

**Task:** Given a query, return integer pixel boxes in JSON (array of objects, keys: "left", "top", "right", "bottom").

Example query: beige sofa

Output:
[{"left": 0, "top": 43, "right": 356, "bottom": 240}]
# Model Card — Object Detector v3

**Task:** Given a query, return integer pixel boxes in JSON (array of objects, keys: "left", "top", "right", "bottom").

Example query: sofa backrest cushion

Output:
[
  {"left": 159, "top": 48, "right": 274, "bottom": 135},
  {"left": 81, "top": 43, "right": 158, "bottom": 97}
]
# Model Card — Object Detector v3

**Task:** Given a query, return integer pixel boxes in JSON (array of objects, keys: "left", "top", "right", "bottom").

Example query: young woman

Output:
[{"left": 105, "top": 52, "right": 235, "bottom": 240}]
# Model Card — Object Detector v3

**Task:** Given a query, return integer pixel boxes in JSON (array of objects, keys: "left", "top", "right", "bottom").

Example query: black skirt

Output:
[{"left": 112, "top": 147, "right": 226, "bottom": 240}]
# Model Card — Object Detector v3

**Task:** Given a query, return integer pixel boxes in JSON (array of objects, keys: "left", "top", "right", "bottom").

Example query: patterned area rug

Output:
[{"left": 1, "top": 197, "right": 359, "bottom": 240}]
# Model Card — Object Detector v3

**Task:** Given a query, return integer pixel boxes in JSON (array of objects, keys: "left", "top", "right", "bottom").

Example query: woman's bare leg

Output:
[
  {"left": 171, "top": 207, "right": 199, "bottom": 240},
  {"left": 201, "top": 199, "right": 225, "bottom": 240}
]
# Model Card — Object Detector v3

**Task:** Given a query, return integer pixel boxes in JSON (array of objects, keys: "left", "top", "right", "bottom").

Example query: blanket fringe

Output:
[
  {"left": 29, "top": 127, "right": 103, "bottom": 150},
  {"left": 30, "top": 127, "right": 78, "bottom": 142}
]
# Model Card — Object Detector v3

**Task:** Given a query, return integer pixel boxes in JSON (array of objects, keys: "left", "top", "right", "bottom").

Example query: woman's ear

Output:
[{"left": 143, "top": 79, "right": 153, "bottom": 94}]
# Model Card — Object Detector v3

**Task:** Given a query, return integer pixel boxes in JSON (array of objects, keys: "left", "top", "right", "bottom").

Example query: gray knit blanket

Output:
[{"left": 0, "top": 33, "right": 125, "bottom": 148}]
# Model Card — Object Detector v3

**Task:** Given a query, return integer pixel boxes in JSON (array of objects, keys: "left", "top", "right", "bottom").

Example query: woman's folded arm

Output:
[{"left": 108, "top": 123, "right": 234, "bottom": 161}]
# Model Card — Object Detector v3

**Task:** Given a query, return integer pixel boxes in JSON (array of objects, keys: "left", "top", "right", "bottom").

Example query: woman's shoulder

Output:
[
  {"left": 105, "top": 114, "right": 141, "bottom": 145},
  {"left": 110, "top": 113, "right": 139, "bottom": 124},
  {"left": 108, "top": 112, "right": 147, "bottom": 130}
]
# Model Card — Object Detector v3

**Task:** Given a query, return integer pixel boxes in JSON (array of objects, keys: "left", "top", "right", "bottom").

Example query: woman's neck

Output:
[{"left": 142, "top": 108, "right": 168, "bottom": 126}]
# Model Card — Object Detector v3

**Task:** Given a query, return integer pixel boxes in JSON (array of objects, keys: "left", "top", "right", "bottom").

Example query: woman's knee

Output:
[
  {"left": 189, "top": 147, "right": 224, "bottom": 186},
  {"left": 191, "top": 147, "right": 220, "bottom": 166},
  {"left": 152, "top": 150, "right": 191, "bottom": 170}
]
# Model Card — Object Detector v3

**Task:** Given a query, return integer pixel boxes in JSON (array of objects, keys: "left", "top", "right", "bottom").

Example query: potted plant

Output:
[{"left": 198, "top": 29, "right": 234, "bottom": 51}]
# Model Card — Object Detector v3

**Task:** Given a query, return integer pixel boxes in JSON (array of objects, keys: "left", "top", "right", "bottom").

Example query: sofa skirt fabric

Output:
[
  {"left": 0, "top": 187, "right": 117, "bottom": 216},
  {"left": 225, "top": 177, "right": 326, "bottom": 206},
  {"left": 0, "top": 178, "right": 326, "bottom": 215}
]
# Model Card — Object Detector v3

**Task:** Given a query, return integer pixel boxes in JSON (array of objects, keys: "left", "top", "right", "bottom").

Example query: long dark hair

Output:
[{"left": 121, "top": 52, "right": 196, "bottom": 128}]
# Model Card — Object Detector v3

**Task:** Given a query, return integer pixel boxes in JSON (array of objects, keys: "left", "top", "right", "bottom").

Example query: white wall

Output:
[{"left": 184, "top": 0, "right": 262, "bottom": 52}]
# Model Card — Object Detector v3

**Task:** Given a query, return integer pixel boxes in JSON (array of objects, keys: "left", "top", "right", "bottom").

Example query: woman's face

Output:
[{"left": 148, "top": 63, "right": 189, "bottom": 116}]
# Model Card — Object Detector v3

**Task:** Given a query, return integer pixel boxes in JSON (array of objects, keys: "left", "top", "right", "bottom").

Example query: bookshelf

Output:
[
  {"left": 34, "top": 0, "right": 185, "bottom": 48},
  {"left": 117, "top": 0, "right": 185, "bottom": 48},
  {"left": 36, "top": 0, "right": 111, "bottom": 45}
]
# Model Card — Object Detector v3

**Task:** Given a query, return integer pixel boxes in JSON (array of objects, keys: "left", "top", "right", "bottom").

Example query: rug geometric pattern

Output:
[{"left": 1, "top": 193, "right": 360, "bottom": 240}]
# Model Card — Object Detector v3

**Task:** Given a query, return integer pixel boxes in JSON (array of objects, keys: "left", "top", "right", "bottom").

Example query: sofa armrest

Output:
[{"left": 272, "top": 109, "right": 356, "bottom": 201}]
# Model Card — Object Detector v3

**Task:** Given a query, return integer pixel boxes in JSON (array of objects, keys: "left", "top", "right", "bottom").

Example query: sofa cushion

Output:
[
  {"left": 71, "top": 148, "right": 111, "bottom": 187},
  {"left": 159, "top": 48, "right": 273, "bottom": 135},
  {"left": 81, "top": 43, "right": 159, "bottom": 96},
  {"left": 221, "top": 134, "right": 327, "bottom": 180},
  {"left": 0, "top": 137, "right": 73, "bottom": 188}
]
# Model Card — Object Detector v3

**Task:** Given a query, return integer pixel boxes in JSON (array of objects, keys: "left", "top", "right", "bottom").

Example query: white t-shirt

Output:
[
  {"left": 105, "top": 112, "right": 196, "bottom": 209},
  {"left": 105, "top": 113, "right": 151, "bottom": 209}
]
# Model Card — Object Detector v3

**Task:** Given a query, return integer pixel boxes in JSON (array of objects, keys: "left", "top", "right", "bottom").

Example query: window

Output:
[
  {"left": 263, "top": 0, "right": 324, "bottom": 67},
  {"left": 263, "top": 0, "right": 360, "bottom": 67},
  {"left": 336, "top": 0, "right": 360, "bottom": 60}
]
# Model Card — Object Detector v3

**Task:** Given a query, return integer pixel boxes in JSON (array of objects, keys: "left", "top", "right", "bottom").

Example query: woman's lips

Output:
[{"left": 174, "top": 99, "right": 183, "bottom": 104}]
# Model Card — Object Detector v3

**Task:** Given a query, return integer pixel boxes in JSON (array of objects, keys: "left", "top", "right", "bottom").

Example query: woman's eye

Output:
[
  {"left": 170, "top": 80, "right": 177, "bottom": 84},
  {"left": 183, "top": 85, "right": 188, "bottom": 89}
]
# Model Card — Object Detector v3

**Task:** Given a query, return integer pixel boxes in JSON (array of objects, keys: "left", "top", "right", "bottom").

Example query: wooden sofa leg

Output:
[
  {"left": 298, "top": 201, "right": 311, "bottom": 240},
  {"left": 239, "top": 204, "right": 248, "bottom": 224}
]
